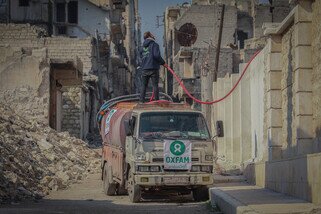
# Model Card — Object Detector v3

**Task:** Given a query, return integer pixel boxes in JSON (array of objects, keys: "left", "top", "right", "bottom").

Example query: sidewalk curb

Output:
[{"left": 210, "top": 188, "right": 258, "bottom": 214}]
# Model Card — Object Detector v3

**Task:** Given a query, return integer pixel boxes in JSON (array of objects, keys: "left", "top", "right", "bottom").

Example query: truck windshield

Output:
[{"left": 139, "top": 112, "right": 210, "bottom": 140}]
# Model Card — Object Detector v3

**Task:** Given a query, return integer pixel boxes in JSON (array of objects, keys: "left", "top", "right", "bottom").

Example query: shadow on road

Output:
[{"left": 0, "top": 197, "right": 211, "bottom": 214}]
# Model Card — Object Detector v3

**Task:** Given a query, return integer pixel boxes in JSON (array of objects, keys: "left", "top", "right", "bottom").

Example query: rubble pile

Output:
[{"left": 0, "top": 104, "right": 101, "bottom": 204}]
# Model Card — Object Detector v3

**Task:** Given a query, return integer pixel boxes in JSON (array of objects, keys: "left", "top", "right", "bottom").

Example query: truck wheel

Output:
[
  {"left": 192, "top": 186, "right": 209, "bottom": 202},
  {"left": 117, "top": 185, "right": 128, "bottom": 195},
  {"left": 127, "top": 169, "right": 141, "bottom": 203},
  {"left": 103, "top": 164, "right": 116, "bottom": 196}
]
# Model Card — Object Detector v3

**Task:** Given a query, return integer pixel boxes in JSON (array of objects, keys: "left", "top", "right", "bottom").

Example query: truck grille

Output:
[
  {"left": 153, "top": 157, "right": 199, "bottom": 162},
  {"left": 152, "top": 158, "right": 164, "bottom": 162}
]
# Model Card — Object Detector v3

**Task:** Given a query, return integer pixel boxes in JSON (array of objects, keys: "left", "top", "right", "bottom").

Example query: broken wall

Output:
[
  {"left": 0, "top": 23, "right": 97, "bottom": 139},
  {"left": 61, "top": 87, "right": 82, "bottom": 138},
  {"left": 0, "top": 47, "right": 50, "bottom": 124},
  {"left": 0, "top": 24, "right": 95, "bottom": 74}
]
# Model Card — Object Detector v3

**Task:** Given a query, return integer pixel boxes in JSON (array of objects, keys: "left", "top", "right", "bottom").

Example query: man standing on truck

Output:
[{"left": 139, "top": 31, "right": 166, "bottom": 103}]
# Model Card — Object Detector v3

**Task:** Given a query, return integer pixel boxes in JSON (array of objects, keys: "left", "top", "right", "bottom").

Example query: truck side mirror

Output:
[
  {"left": 124, "top": 119, "right": 132, "bottom": 136},
  {"left": 125, "top": 117, "right": 136, "bottom": 136},
  {"left": 216, "top": 121, "right": 224, "bottom": 137}
]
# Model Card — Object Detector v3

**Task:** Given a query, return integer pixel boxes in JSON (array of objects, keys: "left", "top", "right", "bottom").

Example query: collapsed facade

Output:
[{"left": 0, "top": 0, "right": 141, "bottom": 140}]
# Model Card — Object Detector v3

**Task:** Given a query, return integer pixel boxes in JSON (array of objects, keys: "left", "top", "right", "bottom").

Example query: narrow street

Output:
[
  {"left": 1, "top": 0, "right": 321, "bottom": 213},
  {"left": 0, "top": 173, "right": 214, "bottom": 214}
]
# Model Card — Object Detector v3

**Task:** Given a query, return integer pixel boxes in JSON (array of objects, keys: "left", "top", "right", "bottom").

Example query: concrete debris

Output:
[{"left": 0, "top": 104, "right": 101, "bottom": 204}]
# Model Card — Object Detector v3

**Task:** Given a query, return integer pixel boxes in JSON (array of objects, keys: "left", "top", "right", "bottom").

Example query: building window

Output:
[
  {"left": 237, "top": 30, "right": 248, "bottom": 49},
  {"left": 68, "top": 1, "right": 78, "bottom": 24},
  {"left": 56, "top": 3, "right": 66, "bottom": 23},
  {"left": 19, "top": 0, "right": 29, "bottom": 7}
]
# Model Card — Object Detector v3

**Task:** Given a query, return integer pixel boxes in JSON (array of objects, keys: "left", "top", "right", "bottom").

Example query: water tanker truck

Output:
[{"left": 98, "top": 94, "right": 214, "bottom": 203}]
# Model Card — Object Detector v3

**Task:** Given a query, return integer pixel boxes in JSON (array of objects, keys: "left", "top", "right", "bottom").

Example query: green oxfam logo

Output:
[{"left": 170, "top": 141, "right": 185, "bottom": 156}]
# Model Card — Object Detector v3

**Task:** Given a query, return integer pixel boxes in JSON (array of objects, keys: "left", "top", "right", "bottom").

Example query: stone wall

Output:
[
  {"left": 61, "top": 87, "right": 82, "bottom": 138},
  {"left": 253, "top": 3, "right": 291, "bottom": 39},
  {"left": 253, "top": 4, "right": 272, "bottom": 38},
  {"left": 0, "top": 23, "right": 96, "bottom": 140},
  {"left": 241, "top": 1, "right": 321, "bottom": 205},
  {"left": 281, "top": 26, "right": 296, "bottom": 158},
  {"left": 0, "top": 23, "right": 47, "bottom": 42},
  {"left": 246, "top": 152, "right": 321, "bottom": 205},
  {"left": 45, "top": 38, "right": 94, "bottom": 73},
  {"left": 312, "top": 0, "right": 321, "bottom": 152},
  {"left": 0, "top": 24, "right": 95, "bottom": 75}
]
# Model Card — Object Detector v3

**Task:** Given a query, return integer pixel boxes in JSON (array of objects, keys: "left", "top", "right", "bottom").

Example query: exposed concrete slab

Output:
[{"left": 210, "top": 183, "right": 321, "bottom": 214}]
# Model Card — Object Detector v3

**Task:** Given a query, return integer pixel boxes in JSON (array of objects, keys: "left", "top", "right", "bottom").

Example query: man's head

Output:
[{"left": 143, "top": 31, "right": 155, "bottom": 40}]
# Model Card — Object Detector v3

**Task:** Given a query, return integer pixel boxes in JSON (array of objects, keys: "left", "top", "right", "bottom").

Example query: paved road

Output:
[{"left": 0, "top": 173, "right": 215, "bottom": 214}]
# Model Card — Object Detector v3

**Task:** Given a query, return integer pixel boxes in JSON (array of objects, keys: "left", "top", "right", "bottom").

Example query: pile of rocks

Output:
[{"left": 0, "top": 104, "right": 101, "bottom": 204}]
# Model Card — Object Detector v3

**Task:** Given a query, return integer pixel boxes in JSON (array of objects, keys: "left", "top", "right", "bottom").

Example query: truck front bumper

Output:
[{"left": 134, "top": 173, "right": 213, "bottom": 186}]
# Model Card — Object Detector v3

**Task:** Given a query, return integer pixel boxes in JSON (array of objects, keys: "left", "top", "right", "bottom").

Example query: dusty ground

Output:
[{"left": 0, "top": 173, "right": 216, "bottom": 214}]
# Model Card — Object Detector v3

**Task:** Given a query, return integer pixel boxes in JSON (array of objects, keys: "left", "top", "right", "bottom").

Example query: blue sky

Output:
[
  {"left": 138, "top": 0, "right": 191, "bottom": 51},
  {"left": 138, "top": 0, "right": 270, "bottom": 51}
]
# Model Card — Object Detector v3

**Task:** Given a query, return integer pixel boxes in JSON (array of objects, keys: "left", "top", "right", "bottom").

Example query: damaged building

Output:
[
  {"left": 163, "top": 0, "right": 292, "bottom": 130},
  {"left": 164, "top": 0, "right": 321, "bottom": 206},
  {"left": 0, "top": 0, "right": 141, "bottom": 140}
]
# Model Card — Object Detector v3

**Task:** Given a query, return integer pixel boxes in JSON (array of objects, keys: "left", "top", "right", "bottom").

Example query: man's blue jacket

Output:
[{"left": 140, "top": 38, "right": 165, "bottom": 70}]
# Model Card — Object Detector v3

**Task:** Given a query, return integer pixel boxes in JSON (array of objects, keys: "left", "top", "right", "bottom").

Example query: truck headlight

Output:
[
  {"left": 150, "top": 166, "right": 160, "bottom": 172},
  {"left": 138, "top": 166, "right": 150, "bottom": 172},
  {"left": 191, "top": 165, "right": 201, "bottom": 172},
  {"left": 135, "top": 154, "right": 146, "bottom": 161},
  {"left": 205, "top": 155, "right": 213, "bottom": 161},
  {"left": 201, "top": 165, "right": 212, "bottom": 172}
]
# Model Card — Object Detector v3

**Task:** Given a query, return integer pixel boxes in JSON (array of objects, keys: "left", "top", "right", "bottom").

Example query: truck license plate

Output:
[{"left": 164, "top": 177, "right": 189, "bottom": 184}]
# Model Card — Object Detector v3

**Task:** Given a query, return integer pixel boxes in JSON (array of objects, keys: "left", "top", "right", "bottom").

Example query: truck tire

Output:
[
  {"left": 117, "top": 185, "right": 128, "bottom": 195},
  {"left": 127, "top": 169, "right": 141, "bottom": 203},
  {"left": 103, "top": 164, "right": 116, "bottom": 196},
  {"left": 192, "top": 186, "right": 209, "bottom": 202}
]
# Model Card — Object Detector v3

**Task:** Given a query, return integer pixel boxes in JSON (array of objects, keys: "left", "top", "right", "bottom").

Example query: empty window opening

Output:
[
  {"left": 19, "top": 0, "right": 29, "bottom": 7},
  {"left": 237, "top": 30, "right": 248, "bottom": 49},
  {"left": 68, "top": 1, "right": 78, "bottom": 24},
  {"left": 56, "top": 3, "right": 66, "bottom": 23},
  {"left": 183, "top": 58, "right": 193, "bottom": 78},
  {"left": 179, "top": 55, "right": 194, "bottom": 79}
]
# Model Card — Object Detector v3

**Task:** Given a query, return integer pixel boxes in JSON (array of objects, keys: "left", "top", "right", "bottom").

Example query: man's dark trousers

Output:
[{"left": 139, "top": 69, "right": 159, "bottom": 102}]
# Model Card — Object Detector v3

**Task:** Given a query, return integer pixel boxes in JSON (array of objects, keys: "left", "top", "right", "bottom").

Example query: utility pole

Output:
[{"left": 214, "top": 4, "right": 225, "bottom": 82}]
